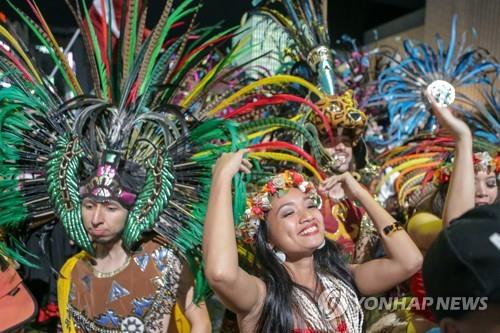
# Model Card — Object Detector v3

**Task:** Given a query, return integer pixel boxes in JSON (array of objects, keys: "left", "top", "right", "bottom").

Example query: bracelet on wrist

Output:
[{"left": 383, "top": 221, "right": 404, "bottom": 236}]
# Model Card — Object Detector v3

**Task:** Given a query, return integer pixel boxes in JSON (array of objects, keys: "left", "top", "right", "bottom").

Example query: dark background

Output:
[
  {"left": 1, "top": 0, "right": 425, "bottom": 92},
  {"left": 2, "top": 0, "right": 425, "bottom": 45}
]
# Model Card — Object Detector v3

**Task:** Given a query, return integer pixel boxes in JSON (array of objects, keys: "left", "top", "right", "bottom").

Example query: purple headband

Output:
[{"left": 80, "top": 152, "right": 138, "bottom": 208}]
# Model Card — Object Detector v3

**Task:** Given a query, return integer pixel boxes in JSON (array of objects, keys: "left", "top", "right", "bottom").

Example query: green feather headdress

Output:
[
  {"left": 0, "top": 0, "right": 340, "bottom": 302},
  {"left": 0, "top": 0, "right": 251, "bottom": 300}
]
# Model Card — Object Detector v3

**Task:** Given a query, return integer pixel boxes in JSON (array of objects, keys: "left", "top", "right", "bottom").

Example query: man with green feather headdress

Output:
[{"left": 0, "top": 0, "right": 257, "bottom": 331}]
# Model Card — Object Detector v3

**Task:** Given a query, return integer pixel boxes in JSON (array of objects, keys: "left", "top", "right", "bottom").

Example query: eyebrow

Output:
[
  {"left": 276, "top": 202, "right": 294, "bottom": 214},
  {"left": 275, "top": 196, "right": 314, "bottom": 215}
]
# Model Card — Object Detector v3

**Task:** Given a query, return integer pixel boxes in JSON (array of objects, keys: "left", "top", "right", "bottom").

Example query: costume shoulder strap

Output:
[{"left": 57, "top": 251, "right": 87, "bottom": 333}]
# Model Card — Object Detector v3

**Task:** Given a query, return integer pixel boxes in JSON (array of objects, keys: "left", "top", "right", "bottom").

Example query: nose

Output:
[
  {"left": 334, "top": 141, "right": 346, "bottom": 152},
  {"left": 475, "top": 182, "right": 488, "bottom": 198},
  {"left": 299, "top": 209, "right": 314, "bottom": 224},
  {"left": 91, "top": 204, "right": 104, "bottom": 226}
]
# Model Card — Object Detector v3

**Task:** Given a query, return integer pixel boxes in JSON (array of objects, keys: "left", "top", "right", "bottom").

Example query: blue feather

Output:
[
  {"left": 371, "top": 15, "right": 498, "bottom": 147},
  {"left": 444, "top": 15, "right": 458, "bottom": 73}
]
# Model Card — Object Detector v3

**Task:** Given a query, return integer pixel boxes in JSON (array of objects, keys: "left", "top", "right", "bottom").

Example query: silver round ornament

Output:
[
  {"left": 426, "top": 80, "right": 455, "bottom": 107},
  {"left": 120, "top": 316, "right": 145, "bottom": 333}
]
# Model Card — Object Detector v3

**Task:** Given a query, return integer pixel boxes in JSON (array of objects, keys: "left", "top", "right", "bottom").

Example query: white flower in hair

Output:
[
  {"left": 261, "top": 195, "right": 271, "bottom": 209},
  {"left": 249, "top": 218, "right": 260, "bottom": 229},
  {"left": 272, "top": 176, "right": 286, "bottom": 188}
]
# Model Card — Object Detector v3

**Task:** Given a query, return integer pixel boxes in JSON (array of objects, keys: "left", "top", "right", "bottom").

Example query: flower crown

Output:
[
  {"left": 433, "top": 151, "right": 500, "bottom": 185},
  {"left": 473, "top": 152, "right": 500, "bottom": 174},
  {"left": 238, "top": 170, "right": 322, "bottom": 244}
]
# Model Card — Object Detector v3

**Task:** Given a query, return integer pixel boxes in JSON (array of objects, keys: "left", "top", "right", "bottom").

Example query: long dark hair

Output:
[{"left": 254, "top": 220, "right": 355, "bottom": 332}]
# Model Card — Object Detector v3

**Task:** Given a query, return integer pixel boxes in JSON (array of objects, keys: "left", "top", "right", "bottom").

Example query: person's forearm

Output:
[
  {"left": 355, "top": 187, "right": 422, "bottom": 271},
  {"left": 203, "top": 172, "right": 239, "bottom": 283},
  {"left": 442, "top": 134, "right": 474, "bottom": 225}
]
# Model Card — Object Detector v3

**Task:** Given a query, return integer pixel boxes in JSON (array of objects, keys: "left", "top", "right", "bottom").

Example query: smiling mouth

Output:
[
  {"left": 328, "top": 154, "right": 347, "bottom": 169},
  {"left": 299, "top": 224, "right": 319, "bottom": 236}
]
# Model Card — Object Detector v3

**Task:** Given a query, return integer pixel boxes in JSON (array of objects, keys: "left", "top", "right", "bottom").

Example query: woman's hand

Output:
[
  {"left": 425, "top": 91, "right": 471, "bottom": 140},
  {"left": 319, "top": 172, "right": 363, "bottom": 201},
  {"left": 212, "top": 149, "right": 252, "bottom": 179}
]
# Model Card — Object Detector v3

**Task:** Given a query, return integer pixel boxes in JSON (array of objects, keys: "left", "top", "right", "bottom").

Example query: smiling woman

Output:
[{"left": 203, "top": 150, "right": 423, "bottom": 333}]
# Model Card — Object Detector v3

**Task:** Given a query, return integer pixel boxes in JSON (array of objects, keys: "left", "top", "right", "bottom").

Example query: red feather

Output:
[{"left": 224, "top": 93, "right": 335, "bottom": 144}]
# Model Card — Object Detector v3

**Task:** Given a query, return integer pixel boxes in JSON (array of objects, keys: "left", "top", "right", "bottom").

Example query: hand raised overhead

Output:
[
  {"left": 212, "top": 149, "right": 252, "bottom": 178},
  {"left": 424, "top": 91, "right": 471, "bottom": 140}
]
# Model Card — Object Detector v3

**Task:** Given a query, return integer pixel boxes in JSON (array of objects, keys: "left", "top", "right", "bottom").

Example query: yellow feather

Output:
[
  {"left": 248, "top": 151, "right": 322, "bottom": 181},
  {"left": 0, "top": 25, "right": 43, "bottom": 83},
  {"left": 207, "top": 75, "right": 324, "bottom": 116},
  {"left": 398, "top": 173, "right": 425, "bottom": 206},
  {"left": 376, "top": 157, "right": 433, "bottom": 194}
]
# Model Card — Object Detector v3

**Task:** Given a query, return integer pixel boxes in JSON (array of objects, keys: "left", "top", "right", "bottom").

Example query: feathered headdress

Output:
[
  {"left": 454, "top": 82, "right": 500, "bottom": 145},
  {"left": 375, "top": 133, "right": 498, "bottom": 217},
  {"left": 374, "top": 134, "right": 456, "bottom": 214},
  {"left": 228, "top": 1, "right": 379, "bottom": 176},
  {"left": 369, "top": 15, "right": 499, "bottom": 148},
  {"left": 249, "top": 0, "right": 335, "bottom": 94},
  {"left": 0, "top": 0, "right": 253, "bottom": 300}
]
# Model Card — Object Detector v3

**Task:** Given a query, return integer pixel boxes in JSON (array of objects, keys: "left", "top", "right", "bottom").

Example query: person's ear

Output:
[{"left": 440, "top": 317, "right": 460, "bottom": 333}]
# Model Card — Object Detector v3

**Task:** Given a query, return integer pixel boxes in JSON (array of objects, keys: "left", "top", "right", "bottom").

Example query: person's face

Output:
[
  {"left": 440, "top": 305, "right": 500, "bottom": 333},
  {"left": 474, "top": 170, "right": 498, "bottom": 206},
  {"left": 81, "top": 198, "right": 128, "bottom": 244},
  {"left": 265, "top": 188, "right": 325, "bottom": 259},
  {"left": 323, "top": 135, "right": 353, "bottom": 173}
]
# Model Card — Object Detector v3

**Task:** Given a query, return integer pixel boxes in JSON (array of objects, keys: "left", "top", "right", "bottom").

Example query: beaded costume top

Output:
[
  {"left": 66, "top": 240, "right": 181, "bottom": 333},
  {"left": 292, "top": 273, "right": 363, "bottom": 333}
]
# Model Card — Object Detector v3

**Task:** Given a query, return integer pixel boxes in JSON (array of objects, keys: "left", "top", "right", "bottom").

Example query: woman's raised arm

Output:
[
  {"left": 320, "top": 173, "right": 423, "bottom": 295},
  {"left": 425, "top": 92, "right": 475, "bottom": 225},
  {"left": 202, "top": 150, "right": 265, "bottom": 316}
]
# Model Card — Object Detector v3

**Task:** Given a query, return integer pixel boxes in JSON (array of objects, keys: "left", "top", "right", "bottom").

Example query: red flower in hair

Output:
[
  {"left": 252, "top": 206, "right": 263, "bottom": 216},
  {"left": 266, "top": 182, "right": 276, "bottom": 195},
  {"left": 292, "top": 171, "right": 304, "bottom": 185}
]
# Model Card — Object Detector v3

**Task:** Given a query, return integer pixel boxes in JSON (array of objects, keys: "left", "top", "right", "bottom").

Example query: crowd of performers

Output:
[{"left": 0, "top": 1, "right": 498, "bottom": 333}]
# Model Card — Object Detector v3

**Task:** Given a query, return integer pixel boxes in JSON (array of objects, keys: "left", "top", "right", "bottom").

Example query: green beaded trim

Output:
[
  {"left": 46, "top": 134, "right": 93, "bottom": 254},
  {"left": 122, "top": 150, "right": 174, "bottom": 250}
]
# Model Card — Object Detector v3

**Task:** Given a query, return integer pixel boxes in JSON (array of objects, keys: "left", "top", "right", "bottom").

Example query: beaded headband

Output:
[{"left": 79, "top": 151, "right": 141, "bottom": 209}]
